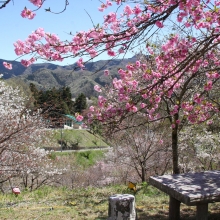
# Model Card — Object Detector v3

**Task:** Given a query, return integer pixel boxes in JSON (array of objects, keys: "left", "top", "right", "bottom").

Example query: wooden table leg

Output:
[
  {"left": 196, "top": 203, "right": 208, "bottom": 220},
  {"left": 169, "top": 196, "right": 181, "bottom": 220}
]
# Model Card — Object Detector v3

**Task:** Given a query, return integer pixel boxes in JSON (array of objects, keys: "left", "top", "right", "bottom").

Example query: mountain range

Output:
[{"left": 0, "top": 56, "right": 137, "bottom": 97}]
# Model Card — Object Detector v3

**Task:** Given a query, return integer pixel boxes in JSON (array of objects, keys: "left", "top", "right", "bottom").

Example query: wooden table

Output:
[{"left": 149, "top": 171, "right": 220, "bottom": 220}]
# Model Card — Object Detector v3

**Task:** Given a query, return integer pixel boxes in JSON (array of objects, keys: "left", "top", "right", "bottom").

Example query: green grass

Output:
[
  {"left": 51, "top": 129, "right": 109, "bottom": 149},
  {"left": 1, "top": 185, "right": 220, "bottom": 220},
  {"left": 74, "top": 150, "right": 105, "bottom": 168},
  {"left": 51, "top": 150, "right": 105, "bottom": 168}
]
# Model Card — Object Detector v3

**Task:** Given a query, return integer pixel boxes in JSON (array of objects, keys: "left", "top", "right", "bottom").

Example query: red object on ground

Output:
[{"left": 12, "top": 187, "right": 21, "bottom": 195}]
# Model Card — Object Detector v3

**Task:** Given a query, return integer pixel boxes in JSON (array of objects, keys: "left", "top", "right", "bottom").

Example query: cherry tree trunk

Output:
[
  {"left": 172, "top": 114, "right": 180, "bottom": 175},
  {"left": 141, "top": 164, "right": 146, "bottom": 182},
  {"left": 170, "top": 114, "right": 181, "bottom": 219}
]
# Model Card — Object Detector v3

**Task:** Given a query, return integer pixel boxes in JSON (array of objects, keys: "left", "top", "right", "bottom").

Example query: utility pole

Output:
[{"left": 60, "top": 127, "right": 63, "bottom": 152}]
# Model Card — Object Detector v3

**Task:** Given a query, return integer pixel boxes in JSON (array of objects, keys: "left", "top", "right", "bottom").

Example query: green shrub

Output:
[{"left": 75, "top": 150, "right": 104, "bottom": 168}]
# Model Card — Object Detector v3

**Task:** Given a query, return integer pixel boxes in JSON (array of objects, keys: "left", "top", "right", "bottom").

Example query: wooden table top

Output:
[{"left": 149, "top": 170, "right": 220, "bottom": 205}]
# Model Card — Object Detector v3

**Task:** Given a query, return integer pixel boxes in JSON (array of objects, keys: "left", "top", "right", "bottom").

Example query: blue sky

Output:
[{"left": 1, "top": 0, "right": 132, "bottom": 66}]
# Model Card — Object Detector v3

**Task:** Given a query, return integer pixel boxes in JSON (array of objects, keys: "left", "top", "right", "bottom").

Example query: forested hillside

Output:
[{"left": 1, "top": 56, "right": 138, "bottom": 97}]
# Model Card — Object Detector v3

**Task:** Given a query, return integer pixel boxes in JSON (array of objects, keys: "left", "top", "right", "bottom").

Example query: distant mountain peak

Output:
[{"left": 1, "top": 56, "right": 138, "bottom": 97}]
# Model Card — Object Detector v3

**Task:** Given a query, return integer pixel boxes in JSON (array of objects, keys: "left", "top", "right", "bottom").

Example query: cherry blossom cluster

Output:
[
  {"left": 88, "top": 34, "right": 219, "bottom": 127},
  {"left": 21, "top": 7, "right": 36, "bottom": 19},
  {"left": 0, "top": 0, "right": 218, "bottom": 69},
  {"left": 98, "top": 0, "right": 112, "bottom": 12},
  {"left": 2, "top": 0, "right": 220, "bottom": 127},
  {"left": 1, "top": 0, "right": 218, "bottom": 72},
  {"left": 29, "top": 0, "right": 42, "bottom": 7},
  {"left": 3, "top": 62, "right": 12, "bottom": 70},
  {"left": 20, "top": 0, "right": 42, "bottom": 19}
]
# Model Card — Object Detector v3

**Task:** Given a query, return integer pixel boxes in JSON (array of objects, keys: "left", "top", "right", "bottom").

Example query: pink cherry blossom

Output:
[
  {"left": 21, "top": 59, "right": 30, "bottom": 67},
  {"left": 3, "top": 62, "right": 12, "bottom": 70},
  {"left": 107, "top": 49, "right": 116, "bottom": 56},
  {"left": 155, "top": 21, "right": 164, "bottom": 28},
  {"left": 171, "top": 124, "right": 176, "bottom": 129},
  {"left": 98, "top": 96, "right": 106, "bottom": 107},
  {"left": 76, "top": 58, "right": 84, "bottom": 69},
  {"left": 94, "top": 85, "right": 102, "bottom": 92},
  {"left": 89, "top": 106, "right": 95, "bottom": 112},
  {"left": 29, "top": 0, "right": 42, "bottom": 7},
  {"left": 176, "top": 120, "right": 180, "bottom": 124},
  {"left": 124, "top": 5, "right": 133, "bottom": 16},
  {"left": 75, "top": 114, "right": 84, "bottom": 122},
  {"left": 21, "top": 58, "right": 36, "bottom": 67},
  {"left": 104, "top": 70, "right": 110, "bottom": 76},
  {"left": 98, "top": 0, "right": 112, "bottom": 12},
  {"left": 147, "top": 46, "right": 154, "bottom": 55},
  {"left": 204, "top": 81, "right": 212, "bottom": 91},
  {"left": 21, "top": 8, "right": 36, "bottom": 19},
  {"left": 140, "top": 103, "right": 147, "bottom": 108},
  {"left": 136, "top": 61, "right": 141, "bottom": 67},
  {"left": 194, "top": 94, "right": 202, "bottom": 104},
  {"left": 126, "top": 103, "right": 131, "bottom": 110},
  {"left": 98, "top": 7, "right": 105, "bottom": 12},
  {"left": 131, "top": 106, "right": 138, "bottom": 112},
  {"left": 134, "top": 5, "right": 142, "bottom": 15}
]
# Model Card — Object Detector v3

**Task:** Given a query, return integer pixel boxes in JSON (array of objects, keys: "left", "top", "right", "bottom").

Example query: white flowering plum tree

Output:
[
  {"left": 105, "top": 123, "right": 172, "bottom": 182},
  {"left": 0, "top": 78, "right": 62, "bottom": 192},
  {"left": 179, "top": 124, "right": 220, "bottom": 173}
]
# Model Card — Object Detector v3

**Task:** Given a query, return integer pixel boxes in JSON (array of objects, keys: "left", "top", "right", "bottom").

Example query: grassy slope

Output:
[
  {"left": 0, "top": 185, "right": 220, "bottom": 220},
  {"left": 52, "top": 150, "right": 105, "bottom": 168},
  {"left": 48, "top": 129, "right": 109, "bottom": 149}
]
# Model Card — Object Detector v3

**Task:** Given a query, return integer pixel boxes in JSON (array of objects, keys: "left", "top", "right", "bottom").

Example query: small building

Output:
[
  {"left": 63, "top": 114, "right": 83, "bottom": 129},
  {"left": 46, "top": 113, "right": 84, "bottom": 129}
]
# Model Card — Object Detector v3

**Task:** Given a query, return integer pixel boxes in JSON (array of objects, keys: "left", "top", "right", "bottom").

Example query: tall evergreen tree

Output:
[
  {"left": 74, "top": 93, "right": 87, "bottom": 114},
  {"left": 29, "top": 84, "right": 75, "bottom": 118}
]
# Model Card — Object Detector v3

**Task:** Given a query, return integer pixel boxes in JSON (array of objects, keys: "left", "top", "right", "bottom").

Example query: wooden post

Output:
[
  {"left": 196, "top": 203, "right": 208, "bottom": 220},
  {"left": 169, "top": 196, "right": 181, "bottom": 220},
  {"left": 108, "top": 194, "right": 136, "bottom": 220}
]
